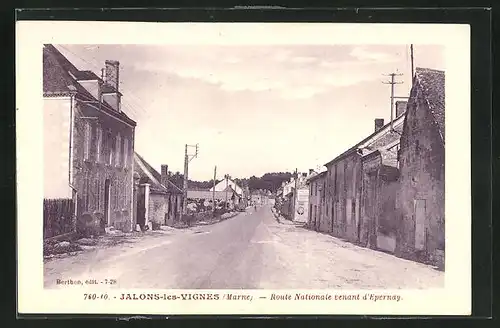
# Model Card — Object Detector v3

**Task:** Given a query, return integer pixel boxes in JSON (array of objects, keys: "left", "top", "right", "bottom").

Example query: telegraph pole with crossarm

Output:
[
  {"left": 382, "top": 72, "right": 404, "bottom": 130},
  {"left": 182, "top": 143, "right": 199, "bottom": 215}
]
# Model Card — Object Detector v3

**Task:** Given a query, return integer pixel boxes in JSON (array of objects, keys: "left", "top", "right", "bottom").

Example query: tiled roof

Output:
[
  {"left": 324, "top": 112, "right": 405, "bottom": 167},
  {"left": 43, "top": 46, "right": 78, "bottom": 94},
  {"left": 73, "top": 70, "right": 100, "bottom": 81},
  {"left": 43, "top": 44, "right": 135, "bottom": 126},
  {"left": 134, "top": 153, "right": 183, "bottom": 194},
  {"left": 307, "top": 171, "right": 326, "bottom": 182},
  {"left": 415, "top": 67, "right": 445, "bottom": 143}
]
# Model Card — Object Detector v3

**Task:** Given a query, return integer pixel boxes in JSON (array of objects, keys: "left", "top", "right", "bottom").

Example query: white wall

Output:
[{"left": 43, "top": 97, "right": 72, "bottom": 199}]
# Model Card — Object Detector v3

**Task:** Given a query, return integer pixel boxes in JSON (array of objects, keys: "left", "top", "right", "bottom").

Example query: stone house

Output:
[
  {"left": 323, "top": 103, "right": 406, "bottom": 244},
  {"left": 43, "top": 44, "right": 137, "bottom": 233},
  {"left": 307, "top": 171, "right": 326, "bottom": 231},
  {"left": 134, "top": 153, "right": 183, "bottom": 229},
  {"left": 396, "top": 67, "right": 445, "bottom": 268}
]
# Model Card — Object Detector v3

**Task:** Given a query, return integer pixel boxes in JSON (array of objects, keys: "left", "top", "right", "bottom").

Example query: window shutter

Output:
[
  {"left": 123, "top": 138, "right": 129, "bottom": 168},
  {"left": 84, "top": 122, "right": 91, "bottom": 160},
  {"left": 115, "top": 133, "right": 121, "bottom": 167},
  {"left": 96, "top": 126, "right": 102, "bottom": 163}
]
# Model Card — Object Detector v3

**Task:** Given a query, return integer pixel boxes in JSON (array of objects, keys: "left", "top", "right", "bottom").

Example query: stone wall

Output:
[
  {"left": 396, "top": 85, "right": 445, "bottom": 267},
  {"left": 72, "top": 99, "right": 135, "bottom": 232}
]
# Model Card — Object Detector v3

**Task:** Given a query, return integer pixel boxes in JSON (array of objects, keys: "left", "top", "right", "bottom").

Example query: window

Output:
[
  {"left": 115, "top": 133, "right": 121, "bottom": 167},
  {"left": 107, "top": 129, "right": 114, "bottom": 165},
  {"left": 83, "top": 122, "right": 91, "bottom": 161},
  {"left": 415, "top": 139, "right": 421, "bottom": 155},
  {"left": 96, "top": 126, "right": 102, "bottom": 163},
  {"left": 123, "top": 138, "right": 129, "bottom": 168}
]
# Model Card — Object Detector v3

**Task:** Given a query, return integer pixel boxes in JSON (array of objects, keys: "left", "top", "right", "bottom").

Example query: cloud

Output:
[
  {"left": 130, "top": 45, "right": 407, "bottom": 101},
  {"left": 280, "top": 85, "right": 326, "bottom": 100},
  {"left": 290, "top": 56, "right": 318, "bottom": 64},
  {"left": 349, "top": 46, "right": 398, "bottom": 63}
]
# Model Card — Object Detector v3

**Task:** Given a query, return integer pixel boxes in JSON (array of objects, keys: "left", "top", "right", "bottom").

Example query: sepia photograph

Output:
[
  {"left": 17, "top": 21, "right": 470, "bottom": 315},
  {"left": 42, "top": 43, "right": 445, "bottom": 290}
]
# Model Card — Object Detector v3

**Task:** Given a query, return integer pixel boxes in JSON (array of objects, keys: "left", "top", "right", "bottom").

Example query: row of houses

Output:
[
  {"left": 43, "top": 44, "right": 185, "bottom": 237},
  {"left": 283, "top": 67, "right": 445, "bottom": 269},
  {"left": 185, "top": 179, "right": 273, "bottom": 212},
  {"left": 276, "top": 170, "right": 318, "bottom": 222}
]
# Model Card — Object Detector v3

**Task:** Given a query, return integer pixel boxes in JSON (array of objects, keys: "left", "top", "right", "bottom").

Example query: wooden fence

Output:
[{"left": 43, "top": 198, "right": 76, "bottom": 239}]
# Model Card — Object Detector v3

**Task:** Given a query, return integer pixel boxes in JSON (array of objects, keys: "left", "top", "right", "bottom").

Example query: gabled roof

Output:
[
  {"left": 43, "top": 44, "right": 135, "bottom": 126},
  {"left": 324, "top": 110, "right": 405, "bottom": 167},
  {"left": 307, "top": 170, "right": 327, "bottom": 183},
  {"left": 414, "top": 67, "right": 445, "bottom": 143},
  {"left": 134, "top": 153, "right": 183, "bottom": 194}
]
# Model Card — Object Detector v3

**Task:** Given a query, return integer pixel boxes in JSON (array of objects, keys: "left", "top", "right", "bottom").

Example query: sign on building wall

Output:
[{"left": 294, "top": 188, "right": 310, "bottom": 222}]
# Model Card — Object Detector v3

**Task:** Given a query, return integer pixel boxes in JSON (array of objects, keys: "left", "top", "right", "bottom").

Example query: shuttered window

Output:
[
  {"left": 115, "top": 133, "right": 121, "bottom": 167},
  {"left": 96, "top": 126, "right": 102, "bottom": 163},
  {"left": 83, "top": 122, "right": 91, "bottom": 161},
  {"left": 123, "top": 138, "right": 129, "bottom": 168}
]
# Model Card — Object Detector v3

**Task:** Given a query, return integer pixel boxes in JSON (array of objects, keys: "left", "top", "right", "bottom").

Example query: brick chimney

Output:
[
  {"left": 160, "top": 164, "right": 169, "bottom": 187},
  {"left": 395, "top": 101, "right": 407, "bottom": 117},
  {"left": 102, "top": 60, "right": 121, "bottom": 112},
  {"left": 105, "top": 60, "right": 120, "bottom": 91},
  {"left": 375, "top": 118, "right": 385, "bottom": 132}
]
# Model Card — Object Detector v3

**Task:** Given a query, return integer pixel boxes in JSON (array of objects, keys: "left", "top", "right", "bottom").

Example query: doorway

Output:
[
  {"left": 414, "top": 199, "right": 426, "bottom": 250},
  {"left": 104, "top": 179, "right": 111, "bottom": 225},
  {"left": 136, "top": 186, "right": 146, "bottom": 229}
]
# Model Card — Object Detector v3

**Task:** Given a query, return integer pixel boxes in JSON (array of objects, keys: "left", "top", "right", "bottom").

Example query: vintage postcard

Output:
[{"left": 16, "top": 21, "right": 471, "bottom": 316}]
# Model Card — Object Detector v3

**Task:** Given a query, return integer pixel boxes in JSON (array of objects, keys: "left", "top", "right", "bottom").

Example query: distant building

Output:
[
  {"left": 396, "top": 68, "right": 445, "bottom": 268},
  {"left": 210, "top": 177, "right": 243, "bottom": 195},
  {"left": 187, "top": 189, "right": 240, "bottom": 210},
  {"left": 307, "top": 171, "right": 327, "bottom": 231},
  {"left": 280, "top": 170, "right": 317, "bottom": 223}
]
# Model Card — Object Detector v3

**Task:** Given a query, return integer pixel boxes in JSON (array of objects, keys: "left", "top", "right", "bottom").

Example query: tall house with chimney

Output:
[{"left": 43, "top": 44, "right": 137, "bottom": 236}]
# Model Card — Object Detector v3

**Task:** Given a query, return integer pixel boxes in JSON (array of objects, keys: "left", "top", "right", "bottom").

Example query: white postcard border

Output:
[{"left": 16, "top": 21, "right": 471, "bottom": 315}]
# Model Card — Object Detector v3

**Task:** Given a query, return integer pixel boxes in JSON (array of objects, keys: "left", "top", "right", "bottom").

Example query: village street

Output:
[{"left": 45, "top": 205, "right": 444, "bottom": 290}]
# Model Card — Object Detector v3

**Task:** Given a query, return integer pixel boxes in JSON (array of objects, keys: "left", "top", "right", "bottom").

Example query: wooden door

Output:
[
  {"left": 104, "top": 179, "right": 111, "bottom": 225},
  {"left": 414, "top": 199, "right": 426, "bottom": 250}
]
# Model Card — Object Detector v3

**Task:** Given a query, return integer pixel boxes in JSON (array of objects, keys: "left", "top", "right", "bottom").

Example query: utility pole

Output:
[
  {"left": 212, "top": 165, "right": 217, "bottom": 213},
  {"left": 224, "top": 174, "right": 229, "bottom": 210},
  {"left": 99, "top": 68, "right": 105, "bottom": 111},
  {"left": 382, "top": 72, "right": 404, "bottom": 130},
  {"left": 410, "top": 44, "right": 414, "bottom": 78},
  {"left": 182, "top": 143, "right": 199, "bottom": 215},
  {"left": 293, "top": 168, "right": 298, "bottom": 220}
]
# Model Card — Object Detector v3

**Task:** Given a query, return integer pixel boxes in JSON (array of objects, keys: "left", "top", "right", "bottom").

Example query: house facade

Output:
[
  {"left": 307, "top": 171, "right": 326, "bottom": 231},
  {"left": 396, "top": 68, "right": 445, "bottom": 268},
  {"left": 134, "top": 153, "right": 183, "bottom": 229},
  {"left": 323, "top": 103, "right": 406, "bottom": 244},
  {"left": 43, "top": 44, "right": 137, "bottom": 235}
]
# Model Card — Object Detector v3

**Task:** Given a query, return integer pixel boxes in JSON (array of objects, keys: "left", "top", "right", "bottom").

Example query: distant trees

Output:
[{"left": 168, "top": 171, "right": 293, "bottom": 193}]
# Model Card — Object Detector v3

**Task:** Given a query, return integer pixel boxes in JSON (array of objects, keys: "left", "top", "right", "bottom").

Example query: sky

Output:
[{"left": 56, "top": 43, "right": 444, "bottom": 181}]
